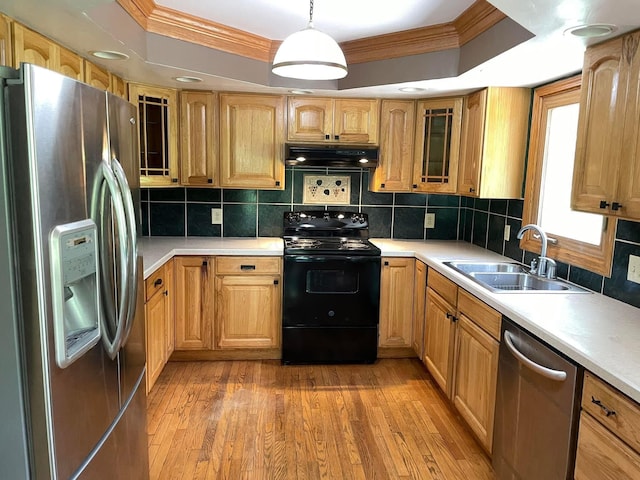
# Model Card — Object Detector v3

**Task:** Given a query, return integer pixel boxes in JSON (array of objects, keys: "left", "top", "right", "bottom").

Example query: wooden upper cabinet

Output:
[
  {"left": 57, "top": 46, "right": 83, "bottom": 80},
  {"left": 370, "top": 99, "right": 415, "bottom": 192},
  {"left": 180, "top": 90, "right": 217, "bottom": 186},
  {"left": 0, "top": 14, "right": 12, "bottom": 67},
  {"left": 219, "top": 93, "right": 285, "bottom": 189},
  {"left": 12, "top": 23, "right": 56, "bottom": 70},
  {"left": 129, "top": 83, "right": 180, "bottom": 187},
  {"left": 573, "top": 31, "right": 640, "bottom": 220},
  {"left": 413, "top": 97, "right": 463, "bottom": 193},
  {"left": 84, "top": 60, "right": 110, "bottom": 91},
  {"left": 287, "top": 97, "right": 380, "bottom": 144},
  {"left": 457, "top": 87, "right": 531, "bottom": 198},
  {"left": 287, "top": 97, "right": 333, "bottom": 142},
  {"left": 109, "top": 74, "right": 127, "bottom": 99},
  {"left": 379, "top": 257, "right": 414, "bottom": 350}
]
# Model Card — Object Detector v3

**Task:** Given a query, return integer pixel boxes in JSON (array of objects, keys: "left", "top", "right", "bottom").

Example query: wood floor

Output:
[{"left": 147, "top": 359, "right": 495, "bottom": 480}]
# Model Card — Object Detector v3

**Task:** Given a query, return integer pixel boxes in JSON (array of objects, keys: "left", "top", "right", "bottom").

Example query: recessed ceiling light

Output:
[
  {"left": 564, "top": 24, "right": 617, "bottom": 38},
  {"left": 174, "top": 76, "right": 203, "bottom": 83},
  {"left": 399, "top": 87, "right": 426, "bottom": 93},
  {"left": 289, "top": 89, "right": 314, "bottom": 95},
  {"left": 90, "top": 50, "right": 129, "bottom": 61}
]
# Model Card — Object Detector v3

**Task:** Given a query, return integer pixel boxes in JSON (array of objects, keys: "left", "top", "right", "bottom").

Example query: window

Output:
[{"left": 521, "top": 75, "right": 615, "bottom": 276}]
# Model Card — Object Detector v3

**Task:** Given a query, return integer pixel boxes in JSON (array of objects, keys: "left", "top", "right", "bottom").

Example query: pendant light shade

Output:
[{"left": 272, "top": 1, "right": 347, "bottom": 80}]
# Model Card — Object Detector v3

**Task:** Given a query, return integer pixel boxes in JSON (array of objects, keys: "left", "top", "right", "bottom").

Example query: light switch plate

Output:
[
  {"left": 211, "top": 208, "right": 222, "bottom": 224},
  {"left": 424, "top": 213, "right": 435, "bottom": 229},
  {"left": 627, "top": 254, "right": 640, "bottom": 284},
  {"left": 302, "top": 175, "right": 350, "bottom": 204}
]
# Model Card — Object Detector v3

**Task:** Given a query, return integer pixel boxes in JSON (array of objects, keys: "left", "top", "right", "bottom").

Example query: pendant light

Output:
[{"left": 272, "top": 0, "right": 348, "bottom": 80}]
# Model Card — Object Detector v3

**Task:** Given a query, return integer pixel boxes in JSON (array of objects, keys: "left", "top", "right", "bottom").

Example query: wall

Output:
[{"left": 142, "top": 168, "right": 640, "bottom": 309}]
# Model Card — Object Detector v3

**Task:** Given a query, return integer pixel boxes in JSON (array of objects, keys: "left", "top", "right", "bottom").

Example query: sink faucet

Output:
[{"left": 516, "top": 224, "right": 557, "bottom": 279}]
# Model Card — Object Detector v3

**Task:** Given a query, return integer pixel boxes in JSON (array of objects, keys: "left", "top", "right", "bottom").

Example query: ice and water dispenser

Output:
[{"left": 49, "top": 219, "right": 101, "bottom": 368}]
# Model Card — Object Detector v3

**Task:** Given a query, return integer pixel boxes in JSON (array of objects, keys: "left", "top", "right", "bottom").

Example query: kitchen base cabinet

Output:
[
  {"left": 452, "top": 290, "right": 501, "bottom": 453},
  {"left": 423, "top": 269, "right": 458, "bottom": 395},
  {"left": 412, "top": 260, "right": 427, "bottom": 358},
  {"left": 215, "top": 257, "right": 282, "bottom": 349},
  {"left": 144, "top": 260, "right": 174, "bottom": 393},
  {"left": 174, "top": 256, "right": 214, "bottom": 351},
  {"left": 378, "top": 257, "right": 415, "bottom": 357},
  {"left": 575, "top": 372, "right": 640, "bottom": 479}
]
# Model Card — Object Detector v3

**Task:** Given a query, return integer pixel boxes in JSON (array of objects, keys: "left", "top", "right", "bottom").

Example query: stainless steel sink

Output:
[
  {"left": 443, "top": 261, "right": 589, "bottom": 293},
  {"left": 444, "top": 261, "right": 527, "bottom": 274}
]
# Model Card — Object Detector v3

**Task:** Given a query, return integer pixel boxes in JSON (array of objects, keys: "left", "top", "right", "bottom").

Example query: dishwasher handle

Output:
[{"left": 504, "top": 330, "right": 568, "bottom": 382}]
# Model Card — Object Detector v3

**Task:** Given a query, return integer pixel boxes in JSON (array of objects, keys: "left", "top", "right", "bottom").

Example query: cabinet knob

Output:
[
  {"left": 612, "top": 202, "right": 623, "bottom": 211},
  {"left": 446, "top": 312, "right": 457, "bottom": 322},
  {"left": 202, "top": 260, "right": 208, "bottom": 267},
  {"left": 207, "top": 178, "right": 213, "bottom": 184},
  {"left": 154, "top": 278, "right": 163, "bottom": 287},
  {"left": 380, "top": 183, "right": 385, "bottom": 189},
  {"left": 163, "top": 290, "right": 168, "bottom": 296},
  {"left": 599, "top": 200, "right": 610, "bottom": 209},
  {"left": 325, "top": 134, "right": 330, "bottom": 140},
  {"left": 412, "top": 184, "right": 418, "bottom": 189},
  {"left": 334, "top": 135, "right": 339, "bottom": 140},
  {"left": 274, "top": 279, "right": 279, "bottom": 285},
  {"left": 469, "top": 187, "right": 475, "bottom": 193},
  {"left": 384, "top": 261, "right": 389, "bottom": 266},
  {"left": 171, "top": 178, "right": 178, "bottom": 183},
  {"left": 275, "top": 181, "right": 281, "bottom": 187}
]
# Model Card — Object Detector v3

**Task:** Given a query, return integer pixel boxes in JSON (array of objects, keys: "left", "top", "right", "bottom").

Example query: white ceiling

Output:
[{"left": 2, "top": 0, "right": 640, "bottom": 98}]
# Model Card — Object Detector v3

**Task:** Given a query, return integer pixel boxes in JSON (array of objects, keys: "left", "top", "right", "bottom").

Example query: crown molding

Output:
[{"left": 117, "top": 0, "right": 506, "bottom": 65}]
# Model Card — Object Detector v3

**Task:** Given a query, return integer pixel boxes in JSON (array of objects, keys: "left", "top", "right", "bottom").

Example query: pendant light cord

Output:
[{"left": 309, "top": 0, "right": 314, "bottom": 23}]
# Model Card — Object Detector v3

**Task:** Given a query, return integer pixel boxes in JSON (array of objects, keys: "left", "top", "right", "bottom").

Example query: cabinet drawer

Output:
[
  {"left": 575, "top": 412, "right": 640, "bottom": 479},
  {"left": 581, "top": 372, "right": 640, "bottom": 454},
  {"left": 215, "top": 256, "right": 281, "bottom": 275},
  {"left": 145, "top": 266, "right": 166, "bottom": 301},
  {"left": 457, "top": 289, "right": 501, "bottom": 341},
  {"left": 428, "top": 269, "right": 457, "bottom": 306}
]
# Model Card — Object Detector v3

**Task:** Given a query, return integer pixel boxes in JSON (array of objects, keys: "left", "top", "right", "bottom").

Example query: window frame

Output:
[{"left": 521, "top": 75, "right": 615, "bottom": 277}]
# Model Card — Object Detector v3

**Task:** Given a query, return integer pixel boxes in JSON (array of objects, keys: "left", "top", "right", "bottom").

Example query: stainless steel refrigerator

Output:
[{"left": 0, "top": 64, "right": 148, "bottom": 479}]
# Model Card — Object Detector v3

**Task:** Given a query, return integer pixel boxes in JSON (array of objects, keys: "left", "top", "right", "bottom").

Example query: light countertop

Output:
[{"left": 140, "top": 236, "right": 640, "bottom": 404}]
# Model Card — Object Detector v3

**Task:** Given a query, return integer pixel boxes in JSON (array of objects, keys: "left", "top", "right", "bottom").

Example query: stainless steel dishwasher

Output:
[{"left": 493, "top": 317, "right": 582, "bottom": 480}]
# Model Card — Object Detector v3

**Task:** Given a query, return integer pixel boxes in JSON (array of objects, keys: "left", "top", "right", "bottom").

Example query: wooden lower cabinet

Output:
[
  {"left": 575, "top": 371, "right": 640, "bottom": 479},
  {"left": 144, "top": 260, "right": 174, "bottom": 393},
  {"left": 379, "top": 257, "right": 415, "bottom": 354},
  {"left": 214, "top": 256, "right": 282, "bottom": 350},
  {"left": 424, "top": 285, "right": 457, "bottom": 396},
  {"left": 174, "top": 256, "right": 214, "bottom": 350},
  {"left": 412, "top": 260, "right": 427, "bottom": 357}
]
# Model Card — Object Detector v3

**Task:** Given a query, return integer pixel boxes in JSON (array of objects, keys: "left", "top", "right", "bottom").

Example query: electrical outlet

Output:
[
  {"left": 211, "top": 208, "right": 222, "bottom": 225},
  {"left": 504, "top": 224, "right": 511, "bottom": 241},
  {"left": 424, "top": 213, "right": 435, "bottom": 229},
  {"left": 627, "top": 254, "right": 640, "bottom": 284}
]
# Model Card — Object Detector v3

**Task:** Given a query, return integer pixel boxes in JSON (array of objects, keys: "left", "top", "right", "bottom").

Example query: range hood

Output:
[{"left": 285, "top": 144, "right": 379, "bottom": 168}]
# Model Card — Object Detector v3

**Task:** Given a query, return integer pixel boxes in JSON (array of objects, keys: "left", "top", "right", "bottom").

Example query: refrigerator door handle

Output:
[
  {"left": 91, "top": 160, "right": 130, "bottom": 359},
  {"left": 111, "top": 157, "right": 138, "bottom": 345}
]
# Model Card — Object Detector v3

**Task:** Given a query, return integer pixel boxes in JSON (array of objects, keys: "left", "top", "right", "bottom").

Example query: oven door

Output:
[{"left": 283, "top": 255, "right": 381, "bottom": 327}]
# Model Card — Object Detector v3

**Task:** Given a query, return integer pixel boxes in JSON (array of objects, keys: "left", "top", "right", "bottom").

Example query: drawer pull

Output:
[
  {"left": 274, "top": 279, "right": 279, "bottom": 285},
  {"left": 591, "top": 396, "right": 616, "bottom": 417},
  {"left": 446, "top": 312, "right": 457, "bottom": 322},
  {"left": 240, "top": 265, "right": 256, "bottom": 271},
  {"left": 154, "top": 278, "right": 163, "bottom": 287}
]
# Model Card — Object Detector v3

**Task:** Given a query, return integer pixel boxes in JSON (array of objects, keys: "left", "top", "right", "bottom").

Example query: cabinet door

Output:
[
  {"left": 412, "top": 260, "right": 427, "bottom": 357},
  {"left": 180, "top": 91, "right": 217, "bottom": 186},
  {"left": 370, "top": 100, "right": 415, "bottom": 192},
  {"left": 57, "top": 46, "right": 83, "bottom": 80},
  {"left": 12, "top": 23, "right": 57, "bottom": 70},
  {"left": 129, "top": 83, "right": 179, "bottom": 186},
  {"left": 575, "top": 412, "right": 640, "bottom": 479},
  {"left": 458, "top": 89, "right": 486, "bottom": 196},
  {"left": 145, "top": 287, "right": 167, "bottom": 393},
  {"left": 84, "top": 60, "right": 110, "bottom": 91},
  {"left": 424, "top": 286, "right": 456, "bottom": 397},
  {"left": 379, "top": 258, "right": 414, "bottom": 348},
  {"left": 452, "top": 314, "right": 499, "bottom": 453},
  {"left": 0, "top": 14, "right": 12, "bottom": 67},
  {"left": 333, "top": 99, "right": 380, "bottom": 144},
  {"left": 287, "top": 97, "right": 333, "bottom": 142},
  {"left": 618, "top": 32, "right": 640, "bottom": 220},
  {"left": 219, "top": 93, "right": 285, "bottom": 189},
  {"left": 413, "top": 97, "right": 463, "bottom": 193},
  {"left": 215, "top": 275, "right": 281, "bottom": 349},
  {"left": 109, "top": 74, "right": 127, "bottom": 99},
  {"left": 174, "top": 256, "right": 213, "bottom": 350},
  {"left": 572, "top": 36, "right": 626, "bottom": 214}
]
